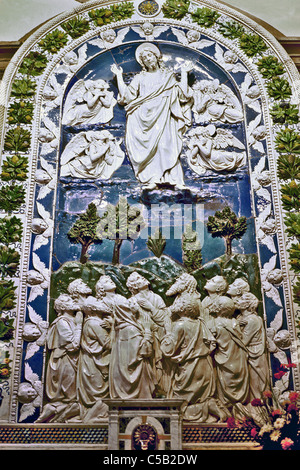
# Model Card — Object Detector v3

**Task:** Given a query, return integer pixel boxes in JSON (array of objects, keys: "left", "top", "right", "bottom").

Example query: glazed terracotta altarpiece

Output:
[{"left": 0, "top": 0, "right": 300, "bottom": 446}]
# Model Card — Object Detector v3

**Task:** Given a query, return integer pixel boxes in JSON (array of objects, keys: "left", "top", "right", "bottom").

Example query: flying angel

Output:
[
  {"left": 32, "top": 201, "right": 54, "bottom": 252},
  {"left": 42, "top": 75, "right": 64, "bottom": 110},
  {"left": 214, "top": 44, "right": 248, "bottom": 74},
  {"left": 131, "top": 22, "right": 169, "bottom": 41},
  {"left": 27, "top": 252, "right": 50, "bottom": 302},
  {"left": 186, "top": 124, "right": 246, "bottom": 175},
  {"left": 240, "top": 73, "right": 262, "bottom": 114},
  {"left": 35, "top": 156, "right": 56, "bottom": 201},
  {"left": 171, "top": 27, "right": 214, "bottom": 50},
  {"left": 56, "top": 44, "right": 88, "bottom": 75},
  {"left": 38, "top": 116, "right": 59, "bottom": 156},
  {"left": 60, "top": 130, "right": 124, "bottom": 179},
  {"left": 62, "top": 78, "right": 116, "bottom": 126},
  {"left": 247, "top": 113, "right": 267, "bottom": 154},
  {"left": 88, "top": 27, "right": 129, "bottom": 49},
  {"left": 18, "top": 363, "right": 43, "bottom": 422},
  {"left": 24, "top": 305, "right": 49, "bottom": 360}
]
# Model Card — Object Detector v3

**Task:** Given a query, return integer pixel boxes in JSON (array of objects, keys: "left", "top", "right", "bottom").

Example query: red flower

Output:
[
  {"left": 281, "top": 437, "right": 294, "bottom": 450},
  {"left": 251, "top": 398, "right": 263, "bottom": 407},
  {"left": 289, "top": 391, "right": 300, "bottom": 402},
  {"left": 287, "top": 403, "right": 298, "bottom": 413},
  {"left": 263, "top": 390, "right": 273, "bottom": 399},
  {"left": 283, "top": 363, "right": 297, "bottom": 369},
  {"left": 250, "top": 428, "right": 258, "bottom": 439},
  {"left": 271, "top": 409, "right": 282, "bottom": 417},
  {"left": 274, "top": 371, "right": 287, "bottom": 379},
  {"left": 226, "top": 417, "right": 236, "bottom": 428}
]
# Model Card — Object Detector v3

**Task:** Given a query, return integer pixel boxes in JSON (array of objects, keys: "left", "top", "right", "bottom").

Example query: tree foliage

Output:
[
  {"left": 207, "top": 206, "right": 247, "bottom": 256},
  {"left": 67, "top": 203, "right": 102, "bottom": 264}
]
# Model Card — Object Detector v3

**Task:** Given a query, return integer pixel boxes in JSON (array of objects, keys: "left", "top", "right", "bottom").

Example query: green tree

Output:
[
  {"left": 96, "top": 197, "right": 146, "bottom": 265},
  {"left": 67, "top": 203, "right": 102, "bottom": 264},
  {"left": 147, "top": 228, "right": 166, "bottom": 258},
  {"left": 182, "top": 224, "right": 202, "bottom": 272},
  {"left": 207, "top": 206, "right": 247, "bottom": 256}
]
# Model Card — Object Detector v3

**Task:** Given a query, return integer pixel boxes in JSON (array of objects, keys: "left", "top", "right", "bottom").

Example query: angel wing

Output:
[
  {"left": 36, "top": 157, "right": 56, "bottom": 201},
  {"left": 43, "top": 75, "right": 64, "bottom": 110},
  {"left": 240, "top": 73, "right": 261, "bottom": 113},
  {"left": 213, "top": 129, "right": 245, "bottom": 150},
  {"left": 19, "top": 364, "right": 42, "bottom": 422},
  {"left": 214, "top": 44, "right": 247, "bottom": 73},
  {"left": 60, "top": 132, "right": 89, "bottom": 166},
  {"left": 114, "top": 26, "right": 130, "bottom": 45},
  {"left": 28, "top": 253, "right": 50, "bottom": 302},
  {"left": 192, "top": 39, "right": 215, "bottom": 50},
  {"left": 88, "top": 37, "right": 105, "bottom": 49},
  {"left": 33, "top": 202, "right": 53, "bottom": 251},
  {"left": 25, "top": 306, "right": 46, "bottom": 360},
  {"left": 39, "top": 117, "right": 59, "bottom": 157},
  {"left": 77, "top": 43, "right": 88, "bottom": 63},
  {"left": 28, "top": 304, "right": 43, "bottom": 326},
  {"left": 214, "top": 44, "right": 232, "bottom": 68},
  {"left": 251, "top": 156, "right": 271, "bottom": 202},
  {"left": 62, "top": 79, "right": 87, "bottom": 125},
  {"left": 261, "top": 255, "right": 283, "bottom": 307},
  {"left": 152, "top": 25, "right": 169, "bottom": 38},
  {"left": 171, "top": 27, "right": 188, "bottom": 45},
  {"left": 256, "top": 205, "right": 277, "bottom": 253},
  {"left": 247, "top": 114, "right": 266, "bottom": 153}
]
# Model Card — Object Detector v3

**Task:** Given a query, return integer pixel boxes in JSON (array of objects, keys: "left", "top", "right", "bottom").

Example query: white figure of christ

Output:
[{"left": 111, "top": 43, "right": 193, "bottom": 189}]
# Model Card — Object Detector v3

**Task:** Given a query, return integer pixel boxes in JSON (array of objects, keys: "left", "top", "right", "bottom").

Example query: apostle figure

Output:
[
  {"left": 161, "top": 273, "right": 228, "bottom": 422},
  {"left": 95, "top": 275, "right": 156, "bottom": 399},
  {"left": 202, "top": 275, "right": 229, "bottom": 321},
  {"left": 67, "top": 278, "right": 93, "bottom": 309},
  {"left": 208, "top": 295, "right": 250, "bottom": 419},
  {"left": 36, "top": 293, "right": 83, "bottom": 423},
  {"left": 77, "top": 296, "right": 112, "bottom": 422},
  {"left": 229, "top": 291, "right": 270, "bottom": 401},
  {"left": 126, "top": 271, "right": 172, "bottom": 396},
  {"left": 111, "top": 43, "right": 193, "bottom": 189}
]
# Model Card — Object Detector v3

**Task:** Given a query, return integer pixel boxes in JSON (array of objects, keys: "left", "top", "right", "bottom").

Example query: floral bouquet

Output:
[{"left": 227, "top": 389, "right": 300, "bottom": 450}]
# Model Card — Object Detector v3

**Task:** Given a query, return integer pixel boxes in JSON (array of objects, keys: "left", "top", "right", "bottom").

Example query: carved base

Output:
[
  {"left": 103, "top": 398, "right": 184, "bottom": 451},
  {"left": 0, "top": 422, "right": 259, "bottom": 450}
]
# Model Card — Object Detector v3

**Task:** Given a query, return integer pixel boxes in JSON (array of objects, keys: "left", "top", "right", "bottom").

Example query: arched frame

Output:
[{"left": 0, "top": 0, "right": 300, "bottom": 424}]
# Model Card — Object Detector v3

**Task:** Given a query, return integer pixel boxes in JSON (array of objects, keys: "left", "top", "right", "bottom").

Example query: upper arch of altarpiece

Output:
[{"left": 0, "top": 0, "right": 300, "bottom": 432}]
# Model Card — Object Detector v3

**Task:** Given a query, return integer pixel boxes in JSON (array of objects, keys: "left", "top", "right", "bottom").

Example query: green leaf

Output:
[
  {"left": 190, "top": 7, "right": 220, "bottom": 27},
  {"left": 270, "top": 103, "right": 299, "bottom": 125},
  {"left": 239, "top": 33, "right": 267, "bottom": 57},
  {"left": 280, "top": 181, "right": 300, "bottom": 211},
  {"left": 267, "top": 78, "right": 292, "bottom": 100},
  {"left": 4, "top": 127, "right": 31, "bottom": 153},
  {"left": 0, "top": 216, "right": 23, "bottom": 244},
  {"left": 39, "top": 29, "right": 69, "bottom": 54},
  {"left": 284, "top": 212, "right": 300, "bottom": 239},
  {"left": 61, "top": 16, "right": 90, "bottom": 39},
  {"left": 275, "top": 128, "right": 300, "bottom": 154},
  {"left": 277, "top": 154, "right": 300, "bottom": 180},
  {"left": 256, "top": 56, "right": 285, "bottom": 79},
  {"left": 161, "top": 0, "right": 190, "bottom": 19},
  {"left": 11, "top": 78, "right": 36, "bottom": 98},
  {"left": 218, "top": 21, "right": 245, "bottom": 39},
  {"left": 0, "top": 280, "right": 17, "bottom": 311},
  {"left": 8, "top": 100, "right": 34, "bottom": 125},
  {"left": 1, "top": 155, "right": 28, "bottom": 181},
  {"left": 19, "top": 51, "right": 48, "bottom": 76},
  {"left": 0, "top": 184, "right": 26, "bottom": 213},
  {"left": 0, "top": 246, "right": 20, "bottom": 278}
]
